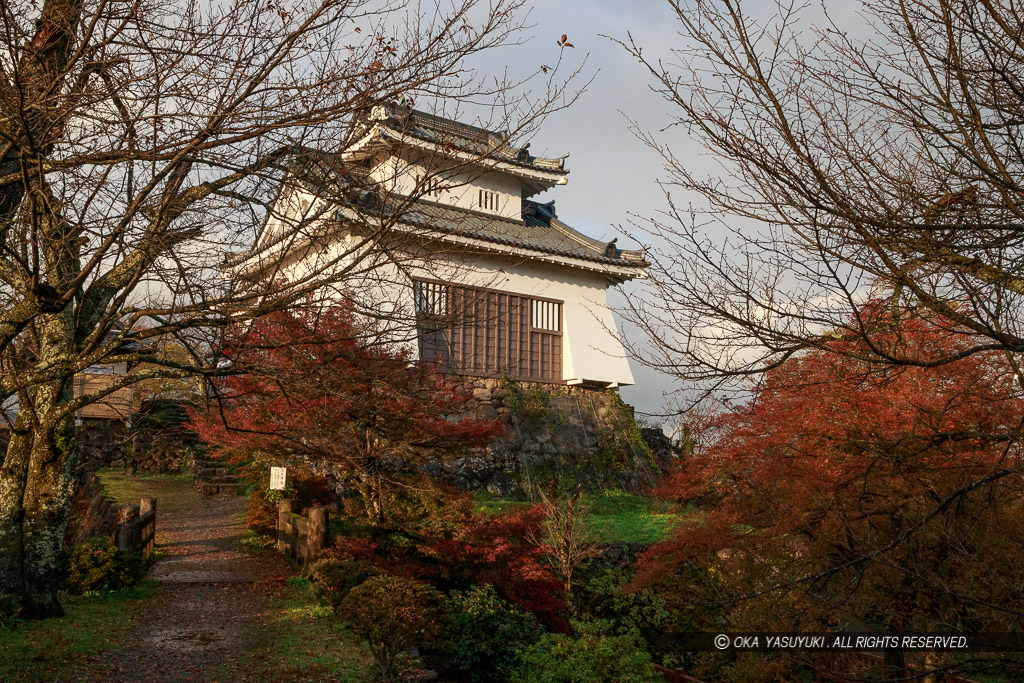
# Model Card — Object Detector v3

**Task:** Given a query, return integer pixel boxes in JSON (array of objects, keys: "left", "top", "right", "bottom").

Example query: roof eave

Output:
[
  {"left": 377, "top": 214, "right": 649, "bottom": 281},
  {"left": 375, "top": 126, "right": 569, "bottom": 186}
]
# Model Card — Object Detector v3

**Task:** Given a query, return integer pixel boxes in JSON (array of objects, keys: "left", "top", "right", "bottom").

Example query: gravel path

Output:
[{"left": 97, "top": 494, "right": 290, "bottom": 683}]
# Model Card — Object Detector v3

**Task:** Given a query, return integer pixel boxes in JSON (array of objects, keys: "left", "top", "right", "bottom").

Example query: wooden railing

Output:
[
  {"left": 277, "top": 500, "right": 328, "bottom": 567},
  {"left": 115, "top": 498, "right": 156, "bottom": 558}
]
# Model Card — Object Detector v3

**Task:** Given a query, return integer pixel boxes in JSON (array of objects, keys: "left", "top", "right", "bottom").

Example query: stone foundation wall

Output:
[
  {"left": 423, "top": 377, "right": 659, "bottom": 494},
  {"left": 63, "top": 473, "right": 119, "bottom": 549},
  {"left": 73, "top": 400, "right": 199, "bottom": 474},
  {"left": 122, "top": 399, "right": 201, "bottom": 473},
  {"left": 76, "top": 419, "right": 131, "bottom": 472}
]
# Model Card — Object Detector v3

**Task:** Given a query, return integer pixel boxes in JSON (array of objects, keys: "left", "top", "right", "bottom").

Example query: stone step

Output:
[
  {"left": 196, "top": 475, "right": 240, "bottom": 485},
  {"left": 195, "top": 467, "right": 229, "bottom": 477},
  {"left": 194, "top": 460, "right": 231, "bottom": 468},
  {"left": 196, "top": 482, "right": 245, "bottom": 496}
]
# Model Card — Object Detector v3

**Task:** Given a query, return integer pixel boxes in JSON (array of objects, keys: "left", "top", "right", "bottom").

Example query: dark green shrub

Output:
[
  {"left": 239, "top": 529, "right": 277, "bottom": 553},
  {"left": 577, "top": 569, "right": 673, "bottom": 650},
  {"left": 438, "top": 585, "right": 542, "bottom": 682},
  {"left": 340, "top": 575, "right": 448, "bottom": 681},
  {"left": 308, "top": 557, "right": 373, "bottom": 612},
  {"left": 66, "top": 538, "right": 146, "bottom": 594},
  {"left": 512, "top": 621, "right": 660, "bottom": 683}
]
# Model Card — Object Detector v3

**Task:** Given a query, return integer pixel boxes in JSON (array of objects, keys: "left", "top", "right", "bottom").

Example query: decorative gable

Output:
[{"left": 368, "top": 153, "right": 524, "bottom": 220}]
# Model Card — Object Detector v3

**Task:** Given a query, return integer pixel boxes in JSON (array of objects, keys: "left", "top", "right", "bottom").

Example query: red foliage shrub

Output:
[
  {"left": 635, "top": 309, "right": 1024, "bottom": 636},
  {"left": 325, "top": 503, "right": 565, "bottom": 628},
  {"left": 426, "top": 505, "right": 565, "bottom": 621},
  {"left": 244, "top": 467, "right": 333, "bottom": 536},
  {"left": 246, "top": 487, "right": 279, "bottom": 536},
  {"left": 189, "top": 306, "right": 503, "bottom": 526}
]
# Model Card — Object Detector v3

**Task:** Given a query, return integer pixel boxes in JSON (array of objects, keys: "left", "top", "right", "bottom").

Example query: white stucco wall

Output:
[
  {"left": 369, "top": 153, "right": 522, "bottom": 219},
  {"left": 258, "top": 184, "right": 328, "bottom": 250},
  {"left": 278, "top": 228, "right": 635, "bottom": 386}
]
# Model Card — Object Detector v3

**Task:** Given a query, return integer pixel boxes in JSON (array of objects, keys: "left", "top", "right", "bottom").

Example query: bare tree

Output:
[
  {"left": 0, "top": 0, "right": 582, "bottom": 618},
  {"left": 616, "top": 0, "right": 1024, "bottom": 397},
  {"left": 529, "top": 484, "right": 600, "bottom": 617}
]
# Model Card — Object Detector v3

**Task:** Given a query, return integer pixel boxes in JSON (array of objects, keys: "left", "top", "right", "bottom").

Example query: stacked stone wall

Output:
[
  {"left": 422, "top": 377, "right": 659, "bottom": 494},
  {"left": 63, "top": 473, "right": 119, "bottom": 549}
]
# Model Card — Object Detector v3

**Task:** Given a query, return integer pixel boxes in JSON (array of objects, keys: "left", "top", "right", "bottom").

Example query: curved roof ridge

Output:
[{"left": 373, "top": 105, "right": 569, "bottom": 174}]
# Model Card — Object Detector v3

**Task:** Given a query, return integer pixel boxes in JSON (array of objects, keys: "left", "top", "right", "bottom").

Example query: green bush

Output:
[
  {"left": 439, "top": 585, "right": 542, "bottom": 682},
  {"left": 340, "top": 575, "right": 448, "bottom": 681},
  {"left": 308, "top": 557, "right": 373, "bottom": 612},
  {"left": 66, "top": 538, "right": 147, "bottom": 594},
  {"left": 512, "top": 621, "right": 660, "bottom": 683},
  {"left": 577, "top": 569, "right": 673, "bottom": 651}
]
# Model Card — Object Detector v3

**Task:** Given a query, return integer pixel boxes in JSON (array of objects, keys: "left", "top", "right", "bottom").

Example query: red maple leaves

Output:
[
  {"left": 637, "top": 310, "right": 1024, "bottom": 634},
  {"left": 190, "top": 306, "right": 503, "bottom": 523}
]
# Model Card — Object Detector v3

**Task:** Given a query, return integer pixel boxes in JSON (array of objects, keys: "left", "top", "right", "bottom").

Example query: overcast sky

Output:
[{"left": 477, "top": 2, "right": 701, "bottom": 422}]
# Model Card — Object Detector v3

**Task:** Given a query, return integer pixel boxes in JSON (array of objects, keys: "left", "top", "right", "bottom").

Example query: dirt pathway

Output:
[{"left": 96, "top": 494, "right": 290, "bottom": 683}]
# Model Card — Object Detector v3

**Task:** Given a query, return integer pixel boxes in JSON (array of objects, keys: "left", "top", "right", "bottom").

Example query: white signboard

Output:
[{"left": 269, "top": 466, "right": 287, "bottom": 490}]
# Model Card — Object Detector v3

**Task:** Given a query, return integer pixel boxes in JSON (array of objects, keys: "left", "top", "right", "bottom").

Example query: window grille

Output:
[
  {"left": 418, "top": 173, "right": 445, "bottom": 198},
  {"left": 530, "top": 300, "right": 560, "bottom": 332},
  {"left": 414, "top": 280, "right": 447, "bottom": 315},
  {"left": 478, "top": 189, "right": 500, "bottom": 212},
  {"left": 414, "top": 280, "right": 562, "bottom": 382}
]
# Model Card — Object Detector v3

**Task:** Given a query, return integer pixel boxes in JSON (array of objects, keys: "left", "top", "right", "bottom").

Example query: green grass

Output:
[
  {"left": 584, "top": 491, "right": 685, "bottom": 544},
  {"left": 96, "top": 468, "right": 202, "bottom": 514},
  {"left": 473, "top": 490, "right": 686, "bottom": 544},
  {"left": 474, "top": 492, "right": 530, "bottom": 517},
  {"left": 235, "top": 577, "right": 374, "bottom": 682},
  {"left": 0, "top": 581, "right": 161, "bottom": 683}
]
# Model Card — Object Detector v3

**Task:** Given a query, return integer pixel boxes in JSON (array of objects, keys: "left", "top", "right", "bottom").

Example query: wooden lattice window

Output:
[
  {"left": 417, "top": 172, "right": 445, "bottom": 198},
  {"left": 478, "top": 189, "right": 500, "bottom": 212},
  {"left": 413, "top": 279, "right": 562, "bottom": 383}
]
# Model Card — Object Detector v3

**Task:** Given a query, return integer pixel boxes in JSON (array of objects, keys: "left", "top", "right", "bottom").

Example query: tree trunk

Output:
[
  {"left": 883, "top": 625, "right": 907, "bottom": 681},
  {"left": 370, "top": 471, "right": 385, "bottom": 526},
  {"left": 0, "top": 391, "right": 77, "bottom": 618},
  {"left": 0, "top": 414, "right": 32, "bottom": 616}
]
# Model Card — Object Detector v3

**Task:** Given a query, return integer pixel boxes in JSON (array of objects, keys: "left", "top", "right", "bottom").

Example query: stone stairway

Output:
[{"left": 193, "top": 457, "right": 244, "bottom": 495}]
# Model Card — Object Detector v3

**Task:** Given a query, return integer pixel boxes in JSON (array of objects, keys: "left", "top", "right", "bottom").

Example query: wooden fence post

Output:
[
  {"left": 308, "top": 506, "right": 328, "bottom": 560},
  {"left": 140, "top": 498, "right": 157, "bottom": 557},
  {"left": 116, "top": 504, "right": 140, "bottom": 553},
  {"left": 277, "top": 499, "right": 293, "bottom": 553}
]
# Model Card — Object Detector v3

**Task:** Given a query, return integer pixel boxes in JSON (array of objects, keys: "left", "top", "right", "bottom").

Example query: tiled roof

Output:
[
  {"left": 372, "top": 106, "right": 568, "bottom": 174},
  {"left": 381, "top": 198, "right": 647, "bottom": 268}
]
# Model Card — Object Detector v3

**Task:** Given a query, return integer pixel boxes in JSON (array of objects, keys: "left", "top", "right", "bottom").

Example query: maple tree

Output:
[
  {"left": 425, "top": 504, "right": 566, "bottom": 625},
  {"left": 636, "top": 310, "right": 1024, "bottom": 674},
  {"left": 190, "top": 305, "right": 502, "bottom": 525}
]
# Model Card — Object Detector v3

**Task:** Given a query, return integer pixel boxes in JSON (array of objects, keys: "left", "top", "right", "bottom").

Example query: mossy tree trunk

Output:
[
  {"left": 0, "top": 416, "right": 77, "bottom": 618},
  {"left": 0, "top": 312, "right": 79, "bottom": 618}
]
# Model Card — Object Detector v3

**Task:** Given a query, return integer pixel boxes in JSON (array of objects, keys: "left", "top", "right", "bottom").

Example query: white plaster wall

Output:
[
  {"left": 369, "top": 153, "right": 522, "bottom": 219},
  {"left": 276, "top": 230, "right": 420, "bottom": 356},
  {"left": 259, "top": 184, "right": 327, "bottom": 249},
  {"left": 418, "top": 253, "right": 635, "bottom": 386},
  {"left": 279, "top": 228, "right": 635, "bottom": 386}
]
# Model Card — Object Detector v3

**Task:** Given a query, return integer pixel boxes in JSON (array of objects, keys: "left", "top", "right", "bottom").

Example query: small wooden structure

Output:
[
  {"left": 115, "top": 497, "right": 157, "bottom": 558},
  {"left": 277, "top": 499, "right": 328, "bottom": 567}
]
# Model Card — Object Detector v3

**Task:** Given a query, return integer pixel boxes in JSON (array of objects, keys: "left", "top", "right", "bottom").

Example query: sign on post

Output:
[{"left": 269, "top": 466, "right": 287, "bottom": 491}]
